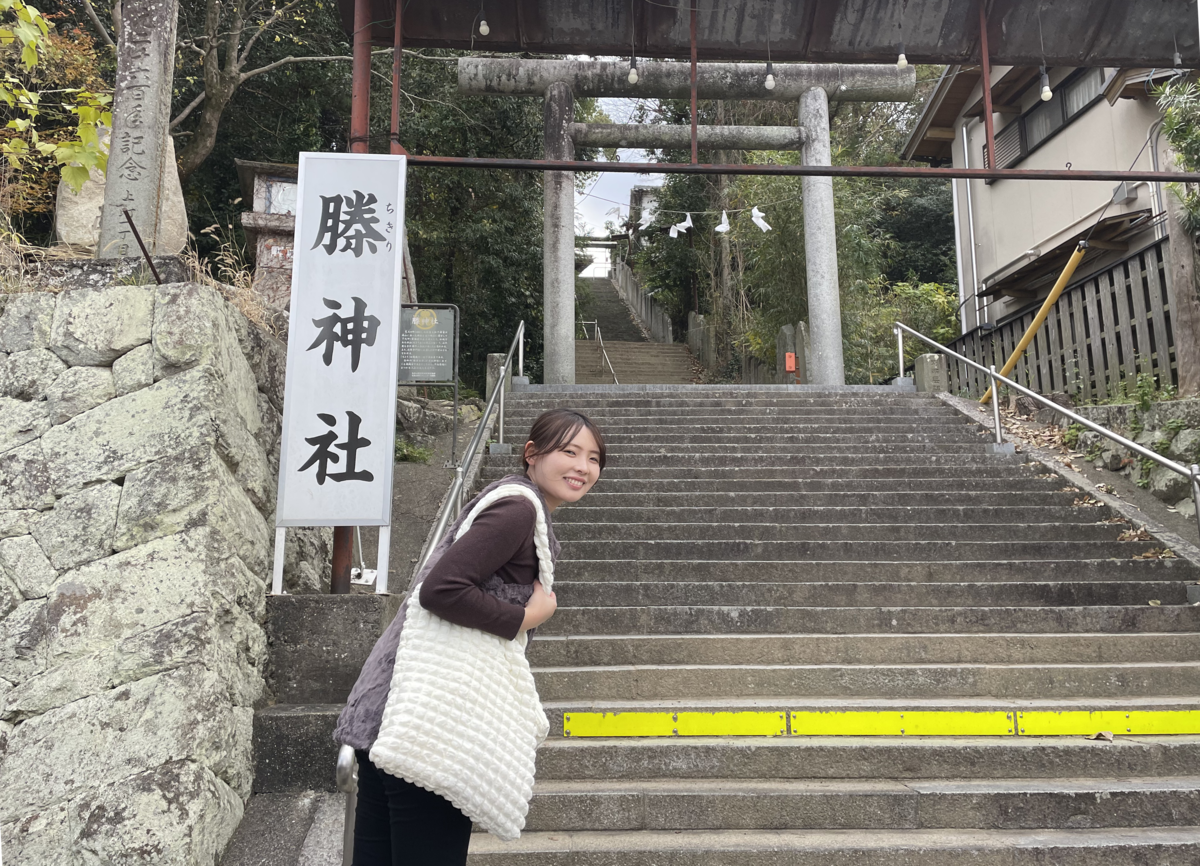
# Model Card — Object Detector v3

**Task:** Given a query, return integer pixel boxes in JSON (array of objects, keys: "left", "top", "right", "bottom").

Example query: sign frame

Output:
[{"left": 272, "top": 152, "right": 408, "bottom": 596}]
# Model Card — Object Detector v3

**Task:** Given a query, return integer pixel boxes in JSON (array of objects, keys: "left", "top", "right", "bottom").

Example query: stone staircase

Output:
[
  {"left": 469, "top": 385, "right": 1200, "bottom": 864},
  {"left": 230, "top": 383, "right": 1200, "bottom": 864},
  {"left": 576, "top": 277, "right": 694, "bottom": 385}
]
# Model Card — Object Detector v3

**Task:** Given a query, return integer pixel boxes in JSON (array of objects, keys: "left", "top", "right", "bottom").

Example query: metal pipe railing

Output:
[
  {"left": 894, "top": 321, "right": 1200, "bottom": 539},
  {"left": 578, "top": 319, "right": 620, "bottom": 384}
]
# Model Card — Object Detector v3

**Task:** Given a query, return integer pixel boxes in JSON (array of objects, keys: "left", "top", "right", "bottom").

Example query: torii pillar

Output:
[{"left": 543, "top": 82, "right": 575, "bottom": 386}]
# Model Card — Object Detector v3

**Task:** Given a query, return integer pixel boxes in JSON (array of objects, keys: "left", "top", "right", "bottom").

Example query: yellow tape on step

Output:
[
  {"left": 1017, "top": 710, "right": 1200, "bottom": 736},
  {"left": 789, "top": 710, "right": 1015, "bottom": 736},
  {"left": 562, "top": 711, "right": 787, "bottom": 737}
]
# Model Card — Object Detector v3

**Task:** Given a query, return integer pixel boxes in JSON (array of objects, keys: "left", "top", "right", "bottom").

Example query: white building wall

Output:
[{"left": 951, "top": 67, "right": 1168, "bottom": 330}]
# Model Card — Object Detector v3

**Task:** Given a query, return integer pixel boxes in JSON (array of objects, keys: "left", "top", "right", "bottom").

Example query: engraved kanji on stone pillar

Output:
[{"left": 96, "top": 0, "right": 181, "bottom": 258}]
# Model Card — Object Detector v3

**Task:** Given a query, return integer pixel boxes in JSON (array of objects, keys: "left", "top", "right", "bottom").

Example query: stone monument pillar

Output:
[{"left": 96, "top": 0, "right": 182, "bottom": 258}]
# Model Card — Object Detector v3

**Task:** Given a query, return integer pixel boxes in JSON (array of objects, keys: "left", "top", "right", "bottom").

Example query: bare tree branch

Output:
[
  {"left": 239, "top": 0, "right": 305, "bottom": 67},
  {"left": 80, "top": 0, "right": 115, "bottom": 47},
  {"left": 170, "top": 90, "right": 209, "bottom": 129},
  {"left": 238, "top": 53, "right": 354, "bottom": 84}
]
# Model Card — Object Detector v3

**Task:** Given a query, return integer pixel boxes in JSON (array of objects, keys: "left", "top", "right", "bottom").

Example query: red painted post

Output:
[
  {"left": 331, "top": 526, "right": 353, "bottom": 594},
  {"left": 350, "top": 0, "right": 371, "bottom": 154},
  {"left": 689, "top": 0, "right": 698, "bottom": 165},
  {"left": 338, "top": 0, "right": 372, "bottom": 590},
  {"left": 390, "top": 0, "right": 406, "bottom": 155},
  {"left": 978, "top": 0, "right": 996, "bottom": 169}
]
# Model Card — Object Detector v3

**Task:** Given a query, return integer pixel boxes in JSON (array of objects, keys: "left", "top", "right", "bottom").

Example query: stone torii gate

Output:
[{"left": 459, "top": 58, "right": 915, "bottom": 385}]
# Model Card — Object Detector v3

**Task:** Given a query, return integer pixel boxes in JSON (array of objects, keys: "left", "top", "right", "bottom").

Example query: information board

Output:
[{"left": 399, "top": 305, "right": 457, "bottom": 383}]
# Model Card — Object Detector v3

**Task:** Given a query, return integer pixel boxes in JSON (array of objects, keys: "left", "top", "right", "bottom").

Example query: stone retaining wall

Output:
[
  {"left": 1057, "top": 399, "right": 1200, "bottom": 517},
  {"left": 0, "top": 282, "right": 325, "bottom": 864}
]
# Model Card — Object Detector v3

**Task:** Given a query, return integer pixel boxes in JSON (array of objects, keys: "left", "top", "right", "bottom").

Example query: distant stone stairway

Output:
[
  {"left": 576, "top": 277, "right": 693, "bottom": 385},
  {"left": 468, "top": 385, "right": 1200, "bottom": 864}
]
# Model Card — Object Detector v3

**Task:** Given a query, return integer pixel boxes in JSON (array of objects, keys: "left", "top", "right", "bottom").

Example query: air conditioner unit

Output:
[{"left": 1112, "top": 181, "right": 1138, "bottom": 205}]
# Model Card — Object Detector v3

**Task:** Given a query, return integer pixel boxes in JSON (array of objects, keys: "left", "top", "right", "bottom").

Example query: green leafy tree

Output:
[
  {"left": 1157, "top": 78, "right": 1200, "bottom": 232},
  {"left": 1, "top": 0, "right": 110, "bottom": 207}
]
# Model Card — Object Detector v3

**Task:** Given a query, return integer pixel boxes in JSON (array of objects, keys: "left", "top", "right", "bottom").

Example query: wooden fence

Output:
[{"left": 945, "top": 239, "right": 1175, "bottom": 401}]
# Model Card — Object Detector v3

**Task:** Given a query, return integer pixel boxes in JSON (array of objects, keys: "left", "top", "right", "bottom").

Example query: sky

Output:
[{"left": 575, "top": 98, "right": 664, "bottom": 276}]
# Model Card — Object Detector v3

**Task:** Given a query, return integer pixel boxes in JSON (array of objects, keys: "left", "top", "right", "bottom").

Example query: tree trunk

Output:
[{"left": 1165, "top": 165, "right": 1200, "bottom": 396}]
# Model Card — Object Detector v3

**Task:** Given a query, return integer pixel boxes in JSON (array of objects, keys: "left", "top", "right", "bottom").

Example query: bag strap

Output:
[{"left": 455, "top": 483, "right": 554, "bottom": 592}]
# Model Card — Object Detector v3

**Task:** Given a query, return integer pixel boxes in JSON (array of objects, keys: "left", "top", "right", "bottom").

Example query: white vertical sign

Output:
[{"left": 276, "top": 153, "right": 407, "bottom": 529}]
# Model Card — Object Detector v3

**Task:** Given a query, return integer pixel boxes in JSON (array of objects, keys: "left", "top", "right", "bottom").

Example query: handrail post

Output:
[
  {"left": 518, "top": 322, "right": 525, "bottom": 379},
  {"left": 895, "top": 326, "right": 904, "bottom": 380},
  {"left": 336, "top": 745, "right": 358, "bottom": 866},
  {"left": 498, "top": 364, "right": 507, "bottom": 446},
  {"left": 989, "top": 365, "right": 1003, "bottom": 445},
  {"left": 1191, "top": 464, "right": 1200, "bottom": 542}
]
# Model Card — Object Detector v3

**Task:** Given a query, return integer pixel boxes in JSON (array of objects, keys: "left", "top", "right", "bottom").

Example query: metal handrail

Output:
[
  {"left": 578, "top": 319, "right": 619, "bottom": 384},
  {"left": 335, "top": 320, "right": 527, "bottom": 865},
  {"left": 893, "top": 321, "right": 1200, "bottom": 538},
  {"left": 417, "top": 319, "right": 525, "bottom": 575}
]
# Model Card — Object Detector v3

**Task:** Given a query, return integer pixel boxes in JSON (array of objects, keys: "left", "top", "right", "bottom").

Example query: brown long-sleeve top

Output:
[{"left": 333, "top": 475, "right": 557, "bottom": 752}]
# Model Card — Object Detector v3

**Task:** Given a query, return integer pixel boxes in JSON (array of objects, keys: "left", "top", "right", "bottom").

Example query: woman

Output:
[{"left": 333, "top": 408, "right": 606, "bottom": 866}]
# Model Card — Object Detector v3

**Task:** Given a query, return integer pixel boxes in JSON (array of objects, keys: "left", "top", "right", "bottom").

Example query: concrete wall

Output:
[
  {"left": 952, "top": 67, "right": 1166, "bottom": 330},
  {"left": 612, "top": 262, "right": 674, "bottom": 344},
  {"left": 0, "top": 281, "right": 325, "bottom": 864}
]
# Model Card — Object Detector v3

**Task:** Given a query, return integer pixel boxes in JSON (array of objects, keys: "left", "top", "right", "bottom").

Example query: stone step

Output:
[
  {"left": 253, "top": 704, "right": 341, "bottom": 793},
  {"left": 489, "top": 453, "right": 1024, "bottom": 469},
  {"left": 592, "top": 428, "right": 981, "bottom": 441},
  {"left": 552, "top": 506, "right": 1105, "bottom": 523},
  {"left": 571, "top": 479, "right": 1068, "bottom": 495},
  {"left": 555, "top": 558, "right": 1200, "bottom": 583},
  {"left": 571, "top": 481, "right": 1074, "bottom": 497},
  {"left": 559, "top": 491, "right": 1089, "bottom": 508},
  {"left": 527, "top": 633, "right": 1200, "bottom": 667},
  {"left": 510, "top": 386, "right": 920, "bottom": 398},
  {"left": 531, "top": 661, "right": 1200, "bottom": 701},
  {"left": 467, "top": 826, "right": 1200, "bottom": 864},
  {"left": 533, "top": 735, "right": 1200, "bottom": 781},
  {"left": 551, "top": 434, "right": 991, "bottom": 447},
  {"left": 589, "top": 445, "right": 1004, "bottom": 456},
  {"left": 483, "top": 465, "right": 1043, "bottom": 481},
  {"left": 504, "top": 405, "right": 968, "bottom": 417},
  {"left": 540, "top": 604, "right": 1200, "bottom": 635},
  {"left": 552, "top": 579, "right": 1183, "bottom": 607},
  {"left": 557, "top": 539, "right": 1153, "bottom": 562},
  {"left": 250, "top": 705, "right": 1200, "bottom": 794},
  {"left": 553, "top": 522, "right": 1123, "bottom": 543},
  {"left": 520, "top": 776, "right": 1200, "bottom": 832}
]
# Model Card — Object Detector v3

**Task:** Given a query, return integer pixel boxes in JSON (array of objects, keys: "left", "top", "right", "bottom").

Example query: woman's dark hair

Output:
[{"left": 523, "top": 409, "right": 606, "bottom": 474}]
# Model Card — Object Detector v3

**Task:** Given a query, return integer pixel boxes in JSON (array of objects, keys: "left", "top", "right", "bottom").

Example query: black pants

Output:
[{"left": 352, "top": 750, "right": 473, "bottom": 866}]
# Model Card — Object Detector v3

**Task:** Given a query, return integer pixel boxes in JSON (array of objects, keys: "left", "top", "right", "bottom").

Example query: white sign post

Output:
[{"left": 272, "top": 153, "right": 408, "bottom": 595}]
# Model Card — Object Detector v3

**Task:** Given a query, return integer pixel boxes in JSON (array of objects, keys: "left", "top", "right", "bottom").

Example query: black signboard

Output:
[{"left": 399, "top": 304, "right": 458, "bottom": 384}]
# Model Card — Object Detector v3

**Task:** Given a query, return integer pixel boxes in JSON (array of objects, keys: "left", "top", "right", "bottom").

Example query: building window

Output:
[{"left": 983, "top": 68, "right": 1111, "bottom": 170}]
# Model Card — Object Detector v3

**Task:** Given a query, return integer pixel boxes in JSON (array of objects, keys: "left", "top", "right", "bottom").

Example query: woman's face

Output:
[{"left": 525, "top": 426, "right": 602, "bottom": 512}]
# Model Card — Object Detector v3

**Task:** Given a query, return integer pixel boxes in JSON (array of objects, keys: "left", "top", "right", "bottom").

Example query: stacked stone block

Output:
[{"left": 0, "top": 282, "right": 323, "bottom": 864}]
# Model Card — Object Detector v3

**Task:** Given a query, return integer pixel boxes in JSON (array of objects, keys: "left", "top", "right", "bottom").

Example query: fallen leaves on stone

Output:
[
  {"left": 1118, "top": 527, "right": 1153, "bottom": 542},
  {"left": 1134, "top": 548, "right": 1177, "bottom": 559}
]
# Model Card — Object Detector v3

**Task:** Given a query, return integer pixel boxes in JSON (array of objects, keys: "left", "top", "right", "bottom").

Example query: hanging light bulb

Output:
[
  {"left": 1039, "top": 65, "right": 1052, "bottom": 101},
  {"left": 764, "top": 60, "right": 775, "bottom": 91},
  {"left": 478, "top": 18, "right": 490, "bottom": 36},
  {"left": 628, "top": 57, "right": 639, "bottom": 85},
  {"left": 896, "top": 42, "right": 908, "bottom": 70}
]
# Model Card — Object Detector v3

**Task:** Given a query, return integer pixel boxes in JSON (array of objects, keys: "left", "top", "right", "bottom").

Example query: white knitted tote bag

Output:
[{"left": 369, "top": 484, "right": 554, "bottom": 841}]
